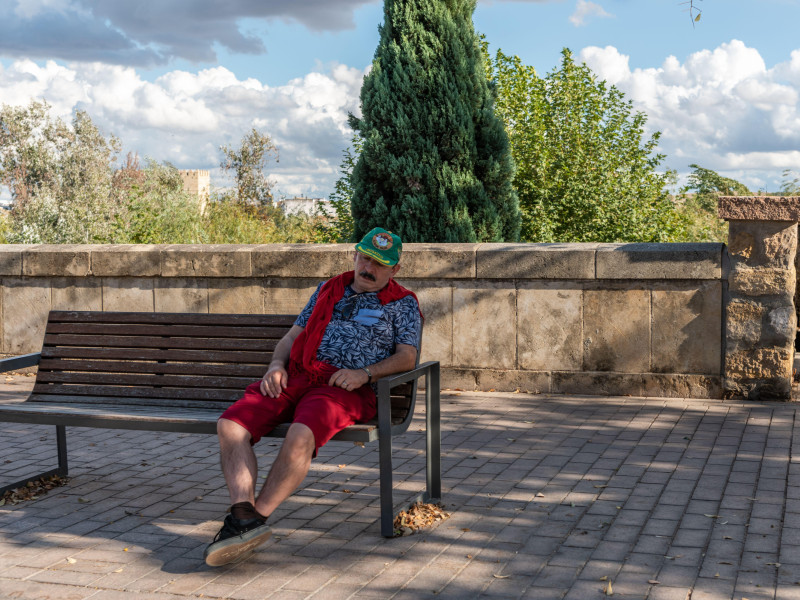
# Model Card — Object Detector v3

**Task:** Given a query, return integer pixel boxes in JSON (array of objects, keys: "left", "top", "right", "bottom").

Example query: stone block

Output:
[
  {"left": 0, "top": 245, "right": 25, "bottom": 276},
  {"left": 405, "top": 280, "right": 453, "bottom": 366},
  {"left": 725, "top": 348, "right": 793, "bottom": 380},
  {"left": 474, "top": 369, "right": 550, "bottom": 393},
  {"left": 262, "top": 278, "right": 320, "bottom": 315},
  {"left": 583, "top": 288, "right": 650, "bottom": 373},
  {"left": 764, "top": 305, "right": 796, "bottom": 346},
  {"left": 763, "top": 223, "right": 797, "bottom": 267},
  {"left": 208, "top": 279, "right": 263, "bottom": 314},
  {"left": 725, "top": 299, "right": 764, "bottom": 345},
  {"left": 652, "top": 282, "right": 722, "bottom": 375},
  {"left": 440, "top": 368, "right": 478, "bottom": 391},
  {"left": 641, "top": 374, "right": 723, "bottom": 399},
  {"left": 251, "top": 244, "right": 353, "bottom": 279},
  {"left": 2, "top": 278, "right": 50, "bottom": 354},
  {"left": 51, "top": 278, "right": 102, "bottom": 311},
  {"left": 727, "top": 221, "right": 797, "bottom": 269},
  {"left": 718, "top": 196, "right": 800, "bottom": 221},
  {"left": 401, "top": 243, "right": 476, "bottom": 279},
  {"left": 154, "top": 279, "right": 209, "bottom": 313},
  {"left": 161, "top": 244, "right": 251, "bottom": 278},
  {"left": 517, "top": 283, "right": 582, "bottom": 371},
  {"left": 596, "top": 243, "right": 723, "bottom": 280},
  {"left": 453, "top": 281, "right": 516, "bottom": 369},
  {"left": 729, "top": 267, "right": 795, "bottom": 297},
  {"left": 91, "top": 245, "right": 161, "bottom": 277},
  {"left": 102, "top": 278, "right": 155, "bottom": 312},
  {"left": 551, "top": 372, "right": 645, "bottom": 396},
  {"left": 476, "top": 243, "right": 596, "bottom": 279},
  {"left": 23, "top": 245, "right": 91, "bottom": 277}
]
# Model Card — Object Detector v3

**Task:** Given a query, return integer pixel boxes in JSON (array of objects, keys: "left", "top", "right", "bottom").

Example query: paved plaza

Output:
[{"left": 1, "top": 375, "right": 800, "bottom": 599}]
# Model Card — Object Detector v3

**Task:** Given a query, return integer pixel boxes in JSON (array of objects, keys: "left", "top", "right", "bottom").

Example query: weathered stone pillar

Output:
[{"left": 719, "top": 196, "right": 798, "bottom": 400}]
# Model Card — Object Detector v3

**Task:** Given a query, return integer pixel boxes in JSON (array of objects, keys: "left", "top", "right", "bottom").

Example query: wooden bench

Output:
[{"left": 0, "top": 310, "right": 441, "bottom": 537}]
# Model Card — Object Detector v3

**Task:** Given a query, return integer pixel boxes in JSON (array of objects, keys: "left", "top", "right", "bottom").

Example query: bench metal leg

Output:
[
  {"left": 0, "top": 425, "right": 68, "bottom": 496},
  {"left": 376, "top": 364, "right": 442, "bottom": 538},
  {"left": 377, "top": 392, "right": 395, "bottom": 538},
  {"left": 425, "top": 363, "right": 441, "bottom": 502}
]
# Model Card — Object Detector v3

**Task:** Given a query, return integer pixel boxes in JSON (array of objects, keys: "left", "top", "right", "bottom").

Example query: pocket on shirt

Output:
[{"left": 352, "top": 308, "right": 383, "bottom": 326}]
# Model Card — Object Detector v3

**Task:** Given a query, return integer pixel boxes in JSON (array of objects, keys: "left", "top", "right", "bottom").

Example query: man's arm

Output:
[
  {"left": 260, "top": 324, "right": 304, "bottom": 398},
  {"left": 327, "top": 343, "right": 417, "bottom": 392}
]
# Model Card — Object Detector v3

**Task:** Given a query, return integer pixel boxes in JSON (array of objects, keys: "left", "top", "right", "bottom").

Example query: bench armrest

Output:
[
  {"left": 374, "top": 361, "right": 439, "bottom": 391},
  {"left": 0, "top": 353, "right": 41, "bottom": 373}
]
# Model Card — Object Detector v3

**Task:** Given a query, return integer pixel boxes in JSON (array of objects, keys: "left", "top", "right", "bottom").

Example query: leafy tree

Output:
[
  {"left": 779, "top": 169, "right": 800, "bottom": 195},
  {"left": 671, "top": 163, "right": 749, "bottom": 242},
  {"left": 112, "top": 159, "right": 204, "bottom": 244},
  {"left": 487, "top": 47, "right": 683, "bottom": 242},
  {"left": 0, "top": 102, "right": 341, "bottom": 245},
  {"left": 1, "top": 100, "right": 121, "bottom": 243},
  {"left": 316, "top": 134, "right": 360, "bottom": 242},
  {"left": 682, "top": 163, "right": 750, "bottom": 209},
  {"left": 349, "top": 0, "right": 520, "bottom": 243},
  {"left": 220, "top": 128, "right": 278, "bottom": 206}
]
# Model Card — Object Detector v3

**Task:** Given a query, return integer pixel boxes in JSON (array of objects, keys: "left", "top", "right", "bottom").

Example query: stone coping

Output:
[
  {"left": 718, "top": 195, "right": 800, "bottom": 222},
  {"left": 0, "top": 242, "right": 724, "bottom": 280}
]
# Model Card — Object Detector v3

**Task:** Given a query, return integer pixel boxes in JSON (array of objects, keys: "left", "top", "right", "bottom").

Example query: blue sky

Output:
[{"left": 2, "top": 0, "right": 800, "bottom": 198}]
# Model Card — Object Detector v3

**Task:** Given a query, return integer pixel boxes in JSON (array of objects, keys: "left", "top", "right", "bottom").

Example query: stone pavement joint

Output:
[{"left": 2, "top": 383, "right": 800, "bottom": 599}]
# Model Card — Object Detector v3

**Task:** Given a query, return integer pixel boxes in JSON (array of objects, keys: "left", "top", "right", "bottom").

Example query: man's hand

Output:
[
  {"left": 328, "top": 368, "right": 369, "bottom": 391},
  {"left": 261, "top": 364, "right": 288, "bottom": 398}
]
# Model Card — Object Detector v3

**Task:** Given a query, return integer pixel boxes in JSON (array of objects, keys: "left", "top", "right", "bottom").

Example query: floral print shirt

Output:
[{"left": 295, "top": 283, "right": 421, "bottom": 370}]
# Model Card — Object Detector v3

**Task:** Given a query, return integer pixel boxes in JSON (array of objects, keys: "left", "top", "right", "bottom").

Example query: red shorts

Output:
[{"left": 219, "top": 371, "right": 376, "bottom": 454}]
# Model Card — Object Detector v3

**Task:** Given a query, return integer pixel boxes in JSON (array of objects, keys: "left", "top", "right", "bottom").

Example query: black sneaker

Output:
[{"left": 204, "top": 514, "right": 272, "bottom": 566}]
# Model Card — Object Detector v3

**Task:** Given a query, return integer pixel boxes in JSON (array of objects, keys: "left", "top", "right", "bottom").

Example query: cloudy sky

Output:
[{"left": 1, "top": 0, "right": 800, "bottom": 199}]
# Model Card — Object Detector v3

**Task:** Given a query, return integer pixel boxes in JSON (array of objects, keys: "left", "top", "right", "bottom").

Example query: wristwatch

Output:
[{"left": 362, "top": 366, "right": 372, "bottom": 382}]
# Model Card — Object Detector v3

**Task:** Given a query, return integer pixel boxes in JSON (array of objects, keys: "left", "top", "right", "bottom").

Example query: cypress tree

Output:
[{"left": 348, "top": 0, "right": 520, "bottom": 243}]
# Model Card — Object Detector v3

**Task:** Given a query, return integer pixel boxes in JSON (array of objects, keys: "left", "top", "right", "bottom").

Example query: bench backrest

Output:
[{"left": 31, "top": 311, "right": 416, "bottom": 425}]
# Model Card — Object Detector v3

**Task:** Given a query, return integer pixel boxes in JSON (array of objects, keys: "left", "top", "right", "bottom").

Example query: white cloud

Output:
[
  {"left": 569, "top": 0, "right": 612, "bottom": 27},
  {"left": 0, "top": 59, "right": 366, "bottom": 198},
  {"left": 578, "top": 40, "right": 800, "bottom": 189}
]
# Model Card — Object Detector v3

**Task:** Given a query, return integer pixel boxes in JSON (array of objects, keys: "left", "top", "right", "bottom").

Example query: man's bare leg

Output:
[
  {"left": 217, "top": 418, "right": 259, "bottom": 505},
  {"left": 206, "top": 417, "right": 276, "bottom": 567},
  {"left": 254, "top": 422, "right": 315, "bottom": 518}
]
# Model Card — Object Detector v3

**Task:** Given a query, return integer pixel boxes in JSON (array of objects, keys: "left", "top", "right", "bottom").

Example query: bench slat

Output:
[
  {"left": 48, "top": 311, "right": 297, "bottom": 327},
  {"left": 0, "top": 401, "right": 379, "bottom": 440},
  {"left": 45, "top": 322, "right": 291, "bottom": 339},
  {"left": 26, "top": 394, "right": 234, "bottom": 410},
  {"left": 42, "top": 347, "right": 273, "bottom": 364},
  {"left": 43, "top": 334, "right": 271, "bottom": 351},
  {"left": 38, "top": 359, "right": 266, "bottom": 378},
  {"left": 35, "top": 371, "right": 256, "bottom": 389},
  {"left": 31, "top": 383, "right": 242, "bottom": 402}
]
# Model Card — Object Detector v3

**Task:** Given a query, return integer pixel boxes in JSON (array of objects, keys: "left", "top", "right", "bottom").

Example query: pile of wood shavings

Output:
[
  {"left": 0, "top": 475, "right": 69, "bottom": 506},
  {"left": 393, "top": 502, "right": 450, "bottom": 536}
]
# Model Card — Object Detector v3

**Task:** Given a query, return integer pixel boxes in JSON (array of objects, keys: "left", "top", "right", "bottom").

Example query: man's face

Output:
[{"left": 352, "top": 251, "right": 400, "bottom": 293}]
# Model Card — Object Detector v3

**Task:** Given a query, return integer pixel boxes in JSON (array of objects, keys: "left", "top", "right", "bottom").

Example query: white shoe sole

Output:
[{"left": 204, "top": 525, "right": 272, "bottom": 567}]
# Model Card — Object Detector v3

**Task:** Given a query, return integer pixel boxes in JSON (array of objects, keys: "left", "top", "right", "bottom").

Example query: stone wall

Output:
[
  {"left": 0, "top": 243, "right": 725, "bottom": 398},
  {"left": 719, "top": 197, "right": 799, "bottom": 400}
]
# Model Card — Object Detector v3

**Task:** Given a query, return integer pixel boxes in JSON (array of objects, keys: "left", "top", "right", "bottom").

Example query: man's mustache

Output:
[{"left": 358, "top": 270, "right": 376, "bottom": 281}]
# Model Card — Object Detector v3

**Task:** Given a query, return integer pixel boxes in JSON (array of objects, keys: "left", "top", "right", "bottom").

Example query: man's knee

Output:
[
  {"left": 217, "top": 418, "right": 251, "bottom": 443},
  {"left": 284, "top": 423, "right": 315, "bottom": 457}
]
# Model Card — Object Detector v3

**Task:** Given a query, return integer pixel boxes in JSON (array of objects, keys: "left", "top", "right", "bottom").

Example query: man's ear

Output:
[{"left": 391, "top": 263, "right": 401, "bottom": 277}]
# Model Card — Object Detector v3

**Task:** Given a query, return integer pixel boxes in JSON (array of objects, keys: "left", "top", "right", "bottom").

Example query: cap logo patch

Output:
[{"left": 372, "top": 232, "right": 393, "bottom": 251}]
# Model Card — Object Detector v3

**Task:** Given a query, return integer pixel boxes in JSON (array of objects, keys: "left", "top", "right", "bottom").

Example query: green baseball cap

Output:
[{"left": 355, "top": 227, "right": 402, "bottom": 266}]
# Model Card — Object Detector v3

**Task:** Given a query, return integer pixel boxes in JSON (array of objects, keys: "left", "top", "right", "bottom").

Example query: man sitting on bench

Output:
[{"left": 205, "top": 227, "right": 422, "bottom": 566}]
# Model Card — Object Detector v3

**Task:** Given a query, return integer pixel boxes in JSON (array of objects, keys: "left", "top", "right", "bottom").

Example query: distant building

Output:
[
  {"left": 278, "top": 196, "right": 329, "bottom": 216},
  {"left": 178, "top": 170, "right": 210, "bottom": 212}
]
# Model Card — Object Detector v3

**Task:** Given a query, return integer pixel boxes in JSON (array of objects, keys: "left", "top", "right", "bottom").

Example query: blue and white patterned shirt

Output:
[{"left": 295, "top": 283, "right": 421, "bottom": 370}]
